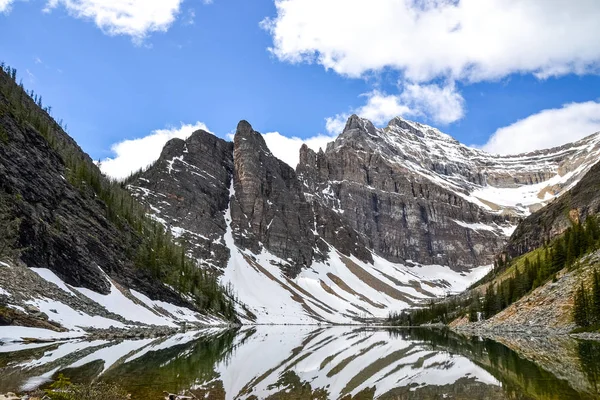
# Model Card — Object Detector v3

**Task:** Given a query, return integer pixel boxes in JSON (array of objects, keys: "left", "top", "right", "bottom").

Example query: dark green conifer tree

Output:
[
  {"left": 574, "top": 283, "right": 590, "bottom": 327},
  {"left": 592, "top": 270, "right": 600, "bottom": 325}
]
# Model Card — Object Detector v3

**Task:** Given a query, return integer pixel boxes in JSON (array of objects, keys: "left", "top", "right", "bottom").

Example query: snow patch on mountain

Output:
[
  {"left": 355, "top": 117, "right": 600, "bottom": 217},
  {"left": 0, "top": 264, "right": 227, "bottom": 341},
  {"left": 220, "top": 183, "right": 492, "bottom": 324}
]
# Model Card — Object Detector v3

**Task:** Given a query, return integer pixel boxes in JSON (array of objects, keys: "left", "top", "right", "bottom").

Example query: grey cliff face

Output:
[
  {"left": 298, "top": 116, "right": 507, "bottom": 269},
  {"left": 130, "top": 114, "right": 600, "bottom": 275},
  {"left": 132, "top": 121, "right": 368, "bottom": 277},
  {"left": 229, "top": 120, "right": 318, "bottom": 276}
]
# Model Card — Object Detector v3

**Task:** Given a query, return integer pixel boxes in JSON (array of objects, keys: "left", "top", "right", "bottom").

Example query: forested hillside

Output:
[{"left": 0, "top": 63, "right": 235, "bottom": 322}]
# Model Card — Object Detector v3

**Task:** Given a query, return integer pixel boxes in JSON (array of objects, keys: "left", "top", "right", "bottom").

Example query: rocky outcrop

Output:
[
  {"left": 129, "top": 129, "right": 234, "bottom": 270},
  {"left": 131, "top": 121, "right": 372, "bottom": 277},
  {"left": 229, "top": 121, "right": 318, "bottom": 276}
]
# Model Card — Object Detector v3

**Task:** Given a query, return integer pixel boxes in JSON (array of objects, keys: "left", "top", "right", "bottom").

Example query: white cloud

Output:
[
  {"left": 43, "top": 0, "right": 186, "bottom": 42},
  {"left": 325, "top": 91, "right": 412, "bottom": 134},
  {"left": 263, "top": 0, "right": 600, "bottom": 82},
  {"left": 262, "top": 131, "right": 336, "bottom": 168},
  {"left": 100, "top": 122, "right": 209, "bottom": 180},
  {"left": 265, "top": 0, "right": 600, "bottom": 130},
  {"left": 325, "top": 82, "right": 464, "bottom": 134},
  {"left": 399, "top": 82, "right": 465, "bottom": 124},
  {"left": 325, "top": 114, "right": 348, "bottom": 136},
  {"left": 0, "top": 0, "right": 14, "bottom": 13},
  {"left": 354, "top": 91, "right": 413, "bottom": 126},
  {"left": 183, "top": 8, "right": 195, "bottom": 25},
  {"left": 482, "top": 102, "right": 600, "bottom": 155},
  {"left": 327, "top": 90, "right": 414, "bottom": 134}
]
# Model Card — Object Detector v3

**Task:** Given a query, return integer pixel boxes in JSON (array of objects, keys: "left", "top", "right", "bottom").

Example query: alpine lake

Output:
[{"left": 1, "top": 326, "right": 599, "bottom": 399}]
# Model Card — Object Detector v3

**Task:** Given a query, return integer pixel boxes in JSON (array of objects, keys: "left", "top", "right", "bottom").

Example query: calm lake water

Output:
[{"left": 1, "top": 326, "right": 599, "bottom": 399}]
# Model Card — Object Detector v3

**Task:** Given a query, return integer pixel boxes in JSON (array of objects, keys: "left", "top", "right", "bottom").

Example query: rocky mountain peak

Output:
[
  {"left": 229, "top": 120, "right": 318, "bottom": 276},
  {"left": 236, "top": 119, "right": 254, "bottom": 135},
  {"left": 233, "top": 119, "right": 275, "bottom": 161},
  {"left": 385, "top": 116, "right": 460, "bottom": 147},
  {"left": 159, "top": 137, "right": 186, "bottom": 159},
  {"left": 344, "top": 114, "right": 375, "bottom": 133}
]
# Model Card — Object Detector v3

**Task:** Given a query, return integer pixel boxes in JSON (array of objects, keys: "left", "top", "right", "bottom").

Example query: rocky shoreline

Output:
[{"left": 451, "top": 323, "right": 600, "bottom": 341}]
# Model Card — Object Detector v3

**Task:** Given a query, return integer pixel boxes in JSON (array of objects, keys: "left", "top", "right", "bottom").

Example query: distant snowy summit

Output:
[{"left": 330, "top": 114, "right": 600, "bottom": 217}]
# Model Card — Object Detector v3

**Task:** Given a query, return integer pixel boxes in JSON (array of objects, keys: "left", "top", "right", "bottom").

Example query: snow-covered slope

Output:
[
  {"left": 0, "top": 261, "right": 226, "bottom": 342},
  {"left": 221, "top": 185, "right": 490, "bottom": 324}
]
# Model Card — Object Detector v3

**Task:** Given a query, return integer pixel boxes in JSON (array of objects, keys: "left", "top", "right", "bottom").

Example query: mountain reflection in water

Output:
[{"left": 1, "top": 326, "right": 599, "bottom": 399}]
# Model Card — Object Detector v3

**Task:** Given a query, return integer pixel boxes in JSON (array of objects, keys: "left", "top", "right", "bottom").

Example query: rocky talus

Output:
[{"left": 455, "top": 250, "right": 600, "bottom": 336}]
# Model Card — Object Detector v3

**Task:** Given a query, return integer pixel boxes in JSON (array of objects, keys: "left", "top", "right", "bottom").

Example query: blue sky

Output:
[{"left": 1, "top": 0, "right": 600, "bottom": 178}]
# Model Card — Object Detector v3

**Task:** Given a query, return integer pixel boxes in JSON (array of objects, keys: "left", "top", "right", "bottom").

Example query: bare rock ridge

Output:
[
  {"left": 130, "top": 129, "right": 234, "bottom": 270},
  {"left": 131, "top": 115, "right": 600, "bottom": 278},
  {"left": 229, "top": 120, "right": 318, "bottom": 276},
  {"left": 298, "top": 115, "right": 508, "bottom": 268}
]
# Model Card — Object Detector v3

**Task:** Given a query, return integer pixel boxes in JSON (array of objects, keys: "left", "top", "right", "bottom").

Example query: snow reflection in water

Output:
[{"left": 0, "top": 327, "right": 598, "bottom": 399}]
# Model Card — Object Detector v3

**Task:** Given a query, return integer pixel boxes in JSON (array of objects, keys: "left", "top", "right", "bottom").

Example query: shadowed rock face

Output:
[
  {"left": 229, "top": 120, "right": 317, "bottom": 276},
  {"left": 0, "top": 110, "right": 114, "bottom": 293},
  {"left": 0, "top": 69, "right": 189, "bottom": 307},
  {"left": 130, "top": 129, "right": 234, "bottom": 270}
]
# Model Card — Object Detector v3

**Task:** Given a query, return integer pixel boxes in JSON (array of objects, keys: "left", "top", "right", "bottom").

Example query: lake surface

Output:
[{"left": 1, "top": 326, "right": 599, "bottom": 399}]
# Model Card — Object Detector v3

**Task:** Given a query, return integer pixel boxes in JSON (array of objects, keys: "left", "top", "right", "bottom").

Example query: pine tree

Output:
[
  {"left": 514, "top": 266, "right": 526, "bottom": 301},
  {"left": 484, "top": 285, "right": 500, "bottom": 319},
  {"left": 469, "top": 296, "right": 481, "bottom": 322},
  {"left": 574, "top": 283, "right": 590, "bottom": 327},
  {"left": 592, "top": 269, "right": 600, "bottom": 325},
  {"left": 585, "top": 216, "right": 600, "bottom": 249},
  {"left": 552, "top": 238, "right": 566, "bottom": 273}
]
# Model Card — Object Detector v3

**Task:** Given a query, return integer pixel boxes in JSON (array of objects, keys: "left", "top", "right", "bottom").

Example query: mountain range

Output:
[
  {"left": 126, "top": 112, "right": 600, "bottom": 324},
  {"left": 1, "top": 64, "right": 600, "bottom": 333}
]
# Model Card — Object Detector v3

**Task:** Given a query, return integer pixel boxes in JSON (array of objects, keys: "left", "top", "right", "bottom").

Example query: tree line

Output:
[
  {"left": 0, "top": 63, "right": 236, "bottom": 320},
  {"left": 387, "top": 295, "right": 476, "bottom": 326},
  {"left": 479, "top": 216, "right": 600, "bottom": 321},
  {"left": 388, "top": 215, "right": 600, "bottom": 327},
  {"left": 573, "top": 269, "right": 600, "bottom": 328}
]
